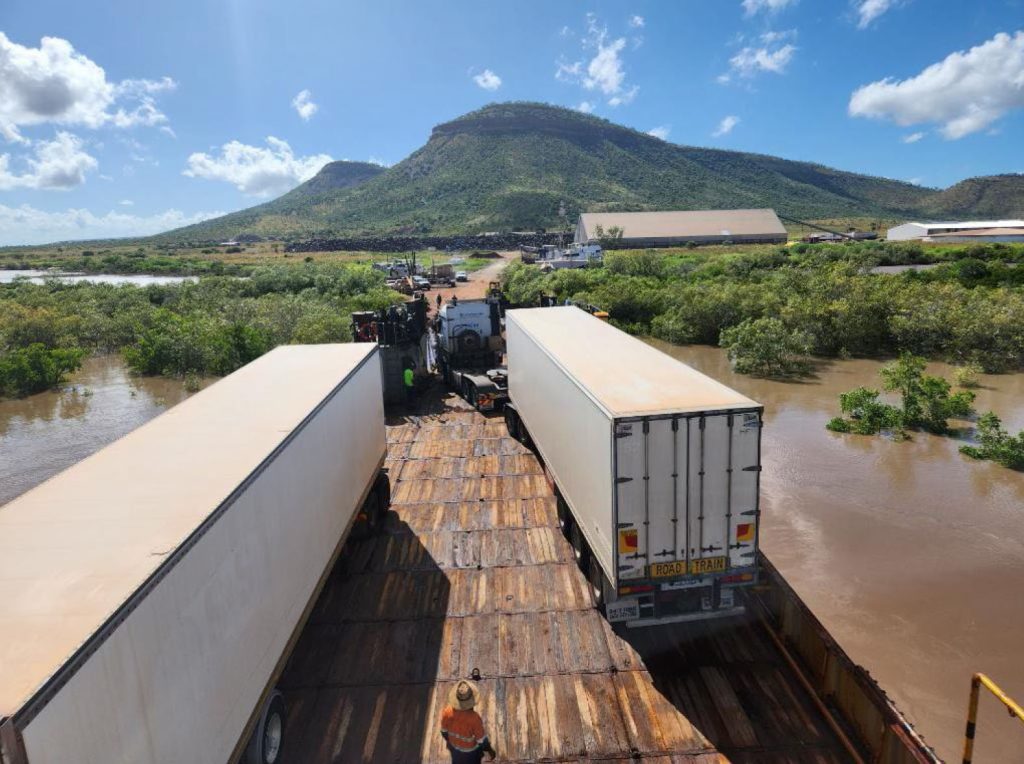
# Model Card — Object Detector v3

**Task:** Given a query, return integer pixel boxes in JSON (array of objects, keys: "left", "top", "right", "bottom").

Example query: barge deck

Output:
[{"left": 277, "top": 395, "right": 933, "bottom": 763}]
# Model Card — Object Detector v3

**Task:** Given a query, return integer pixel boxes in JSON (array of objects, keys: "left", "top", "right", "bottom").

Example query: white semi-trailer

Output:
[
  {"left": 0, "top": 344, "right": 388, "bottom": 764},
  {"left": 504, "top": 307, "right": 763, "bottom": 628}
]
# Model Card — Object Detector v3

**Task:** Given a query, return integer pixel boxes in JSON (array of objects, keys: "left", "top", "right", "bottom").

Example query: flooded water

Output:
[
  {"left": 649, "top": 341, "right": 1024, "bottom": 762},
  {"left": 0, "top": 356, "right": 203, "bottom": 505},
  {"left": 0, "top": 269, "right": 195, "bottom": 285}
]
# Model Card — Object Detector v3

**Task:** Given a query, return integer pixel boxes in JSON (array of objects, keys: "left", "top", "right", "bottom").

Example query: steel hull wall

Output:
[{"left": 19, "top": 358, "right": 385, "bottom": 764}]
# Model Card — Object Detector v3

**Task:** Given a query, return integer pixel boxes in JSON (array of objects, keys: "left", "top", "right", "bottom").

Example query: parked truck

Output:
[
  {"left": 434, "top": 296, "right": 508, "bottom": 411},
  {"left": 503, "top": 307, "right": 762, "bottom": 628},
  {"left": 0, "top": 344, "right": 389, "bottom": 764}
]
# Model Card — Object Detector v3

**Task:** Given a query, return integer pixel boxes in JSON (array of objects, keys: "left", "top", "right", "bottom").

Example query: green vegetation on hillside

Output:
[
  {"left": 0, "top": 263, "right": 399, "bottom": 396},
  {"left": 500, "top": 240, "right": 1024, "bottom": 373},
  {"left": 150, "top": 103, "right": 1023, "bottom": 244}
]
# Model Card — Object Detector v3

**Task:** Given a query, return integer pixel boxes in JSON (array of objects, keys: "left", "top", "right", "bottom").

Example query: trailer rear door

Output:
[{"left": 613, "top": 410, "right": 761, "bottom": 585}]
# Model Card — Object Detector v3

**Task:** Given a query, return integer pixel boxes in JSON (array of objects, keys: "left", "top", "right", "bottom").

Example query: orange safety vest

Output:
[{"left": 440, "top": 706, "right": 486, "bottom": 752}]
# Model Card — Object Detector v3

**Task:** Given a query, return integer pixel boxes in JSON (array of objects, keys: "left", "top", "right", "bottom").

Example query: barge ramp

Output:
[{"left": 277, "top": 396, "right": 936, "bottom": 763}]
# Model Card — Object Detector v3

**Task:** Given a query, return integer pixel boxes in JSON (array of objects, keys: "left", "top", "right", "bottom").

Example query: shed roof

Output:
[
  {"left": 0, "top": 344, "right": 377, "bottom": 719},
  {"left": 928, "top": 227, "right": 1024, "bottom": 238},
  {"left": 902, "top": 220, "right": 1024, "bottom": 231},
  {"left": 578, "top": 209, "right": 786, "bottom": 240},
  {"left": 507, "top": 306, "right": 759, "bottom": 418}
]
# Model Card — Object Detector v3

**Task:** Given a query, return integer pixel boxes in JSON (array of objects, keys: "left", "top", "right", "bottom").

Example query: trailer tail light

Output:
[
  {"left": 720, "top": 573, "right": 755, "bottom": 584},
  {"left": 618, "top": 584, "right": 655, "bottom": 595},
  {"left": 477, "top": 394, "right": 493, "bottom": 409}
]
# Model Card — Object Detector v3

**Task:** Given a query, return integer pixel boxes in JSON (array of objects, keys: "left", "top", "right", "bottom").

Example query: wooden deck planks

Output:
[{"left": 280, "top": 406, "right": 857, "bottom": 763}]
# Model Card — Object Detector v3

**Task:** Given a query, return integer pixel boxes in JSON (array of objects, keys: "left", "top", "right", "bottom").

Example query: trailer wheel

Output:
[
  {"left": 555, "top": 496, "right": 572, "bottom": 536},
  {"left": 503, "top": 405, "right": 520, "bottom": 440},
  {"left": 569, "top": 520, "right": 586, "bottom": 564},
  {"left": 588, "top": 555, "right": 607, "bottom": 611},
  {"left": 245, "top": 690, "right": 286, "bottom": 764},
  {"left": 372, "top": 471, "right": 391, "bottom": 531}
]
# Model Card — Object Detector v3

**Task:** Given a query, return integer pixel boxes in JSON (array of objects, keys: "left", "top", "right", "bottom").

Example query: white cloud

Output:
[
  {"left": 184, "top": 136, "right": 332, "bottom": 196},
  {"left": 472, "top": 69, "right": 502, "bottom": 91},
  {"left": 584, "top": 37, "right": 626, "bottom": 94},
  {"left": 0, "top": 131, "right": 98, "bottom": 190},
  {"left": 0, "top": 204, "right": 224, "bottom": 246},
  {"left": 577, "top": 101, "right": 595, "bottom": 113},
  {"left": 556, "top": 59, "right": 582, "bottom": 82},
  {"left": 647, "top": 125, "right": 670, "bottom": 140},
  {"left": 120, "top": 199, "right": 133, "bottom": 206},
  {"left": 629, "top": 15, "right": 645, "bottom": 28},
  {"left": 0, "top": 33, "right": 175, "bottom": 141},
  {"left": 607, "top": 85, "right": 638, "bottom": 107},
  {"left": 159, "top": 125, "right": 176, "bottom": 138},
  {"left": 713, "top": 115, "right": 741, "bottom": 136},
  {"left": 722, "top": 43, "right": 796, "bottom": 81},
  {"left": 849, "top": 31, "right": 1024, "bottom": 139},
  {"left": 902, "top": 131, "right": 925, "bottom": 143},
  {"left": 742, "top": 0, "right": 798, "bottom": 16},
  {"left": 291, "top": 89, "right": 318, "bottom": 121},
  {"left": 557, "top": 14, "right": 638, "bottom": 107},
  {"left": 559, "top": 25, "right": 573, "bottom": 38},
  {"left": 855, "top": 0, "right": 896, "bottom": 29}
]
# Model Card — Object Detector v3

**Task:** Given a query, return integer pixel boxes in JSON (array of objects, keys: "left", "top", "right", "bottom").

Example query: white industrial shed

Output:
[
  {"left": 575, "top": 209, "right": 787, "bottom": 246},
  {"left": 887, "top": 220, "right": 1024, "bottom": 241}
]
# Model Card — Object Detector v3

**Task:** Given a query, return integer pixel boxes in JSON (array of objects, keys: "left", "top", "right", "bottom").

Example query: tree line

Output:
[{"left": 0, "top": 263, "right": 397, "bottom": 398}]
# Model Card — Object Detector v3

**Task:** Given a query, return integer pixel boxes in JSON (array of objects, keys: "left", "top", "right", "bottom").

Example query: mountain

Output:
[
  {"left": 918, "top": 175, "right": 1024, "bottom": 219},
  {"left": 157, "top": 103, "right": 1022, "bottom": 243}
]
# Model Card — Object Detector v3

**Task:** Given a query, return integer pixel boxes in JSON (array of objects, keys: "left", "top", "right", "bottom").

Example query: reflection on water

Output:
[
  {"left": 0, "top": 270, "right": 195, "bottom": 285},
  {"left": 648, "top": 340, "right": 1024, "bottom": 762},
  {"left": 0, "top": 356, "right": 205, "bottom": 505}
]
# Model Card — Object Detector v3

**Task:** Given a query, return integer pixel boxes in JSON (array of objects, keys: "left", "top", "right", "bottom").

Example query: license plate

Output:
[
  {"left": 606, "top": 599, "right": 640, "bottom": 623},
  {"left": 649, "top": 556, "right": 727, "bottom": 579}
]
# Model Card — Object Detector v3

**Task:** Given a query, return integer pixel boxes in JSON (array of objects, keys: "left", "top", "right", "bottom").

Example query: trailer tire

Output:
[
  {"left": 556, "top": 495, "right": 572, "bottom": 536},
  {"left": 245, "top": 690, "right": 286, "bottom": 764},
  {"left": 503, "top": 405, "right": 520, "bottom": 440},
  {"left": 569, "top": 520, "right": 586, "bottom": 564},
  {"left": 372, "top": 472, "right": 391, "bottom": 530},
  {"left": 588, "top": 555, "right": 607, "bottom": 611}
]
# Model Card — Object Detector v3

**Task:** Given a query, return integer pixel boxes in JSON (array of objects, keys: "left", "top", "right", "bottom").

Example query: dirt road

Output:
[{"left": 428, "top": 254, "right": 511, "bottom": 306}]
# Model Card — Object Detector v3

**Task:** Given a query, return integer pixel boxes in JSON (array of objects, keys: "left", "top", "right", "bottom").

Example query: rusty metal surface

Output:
[{"left": 280, "top": 397, "right": 858, "bottom": 763}]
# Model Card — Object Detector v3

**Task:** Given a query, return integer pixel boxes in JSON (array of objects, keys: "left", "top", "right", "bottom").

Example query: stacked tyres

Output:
[{"left": 246, "top": 691, "right": 286, "bottom": 764}]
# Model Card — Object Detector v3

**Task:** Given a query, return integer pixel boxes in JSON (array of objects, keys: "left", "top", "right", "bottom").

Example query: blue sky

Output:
[{"left": 0, "top": 0, "right": 1022, "bottom": 244}]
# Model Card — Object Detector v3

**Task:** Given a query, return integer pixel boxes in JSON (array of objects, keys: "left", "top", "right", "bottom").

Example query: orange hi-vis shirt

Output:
[{"left": 440, "top": 706, "right": 487, "bottom": 752}]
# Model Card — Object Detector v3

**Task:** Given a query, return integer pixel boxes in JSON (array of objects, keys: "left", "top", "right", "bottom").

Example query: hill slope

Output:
[
  {"left": 918, "top": 175, "right": 1024, "bottom": 219},
  {"left": 159, "top": 103, "right": 1021, "bottom": 242}
]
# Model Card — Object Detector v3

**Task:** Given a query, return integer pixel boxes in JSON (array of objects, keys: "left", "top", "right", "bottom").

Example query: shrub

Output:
[
  {"left": 879, "top": 354, "right": 974, "bottom": 434},
  {"left": 0, "top": 344, "right": 85, "bottom": 397},
  {"left": 960, "top": 412, "right": 1024, "bottom": 470},
  {"left": 719, "top": 317, "right": 813, "bottom": 377},
  {"left": 953, "top": 363, "right": 982, "bottom": 388}
]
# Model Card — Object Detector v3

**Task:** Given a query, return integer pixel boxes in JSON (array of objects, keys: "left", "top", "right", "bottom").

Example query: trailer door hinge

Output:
[
  {"left": 742, "top": 465, "right": 762, "bottom": 472},
  {"left": 616, "top": 476, "right": 633, "bottom": 484}
]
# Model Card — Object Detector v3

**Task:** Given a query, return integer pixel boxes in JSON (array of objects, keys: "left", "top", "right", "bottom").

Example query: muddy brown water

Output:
[
  {"left": 648, "top": 341, "right": 1024, "bottom": 763},
  {"left": 3, "top": 349, "right": 1023, "bottom": 760},
  {"left": 0, "top": 356, "right": 206, "bottom": 505}
]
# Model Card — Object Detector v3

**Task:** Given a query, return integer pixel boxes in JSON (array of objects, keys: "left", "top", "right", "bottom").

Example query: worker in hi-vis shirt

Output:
[{"left": 440, "top": 681, "right": 495, "bottom": 763}]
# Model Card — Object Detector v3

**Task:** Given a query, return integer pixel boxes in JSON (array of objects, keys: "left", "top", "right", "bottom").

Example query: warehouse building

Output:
[
  {"left": 887, "top": 220, "right": 1024, "bottom": 242},
  {"left": 574, "top": 209, "right": 787, "bottom": 247}
]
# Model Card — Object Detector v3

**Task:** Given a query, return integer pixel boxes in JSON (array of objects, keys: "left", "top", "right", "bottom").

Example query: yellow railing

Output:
[{"left": 962, "top": 673, "right": 1024, "bottom": 764}]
